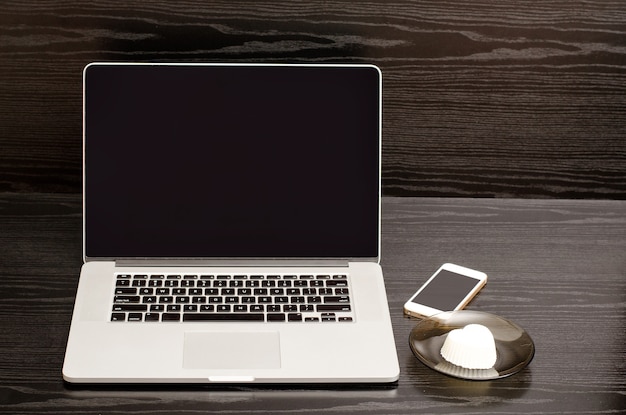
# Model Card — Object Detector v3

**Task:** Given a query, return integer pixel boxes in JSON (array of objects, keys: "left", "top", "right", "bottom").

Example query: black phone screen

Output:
[{"left": 410, "top": 270, "right": 482, "bottom": 311}]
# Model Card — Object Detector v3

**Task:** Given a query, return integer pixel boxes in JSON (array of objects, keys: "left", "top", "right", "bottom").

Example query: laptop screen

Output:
[{"left": 84, "top": 64, "right": 381, "bottom": 260}]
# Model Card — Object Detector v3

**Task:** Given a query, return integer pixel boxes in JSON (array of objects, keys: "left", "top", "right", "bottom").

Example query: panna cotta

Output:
[{"left": 440, "top": 324, "right": 497, "bottom": 369}]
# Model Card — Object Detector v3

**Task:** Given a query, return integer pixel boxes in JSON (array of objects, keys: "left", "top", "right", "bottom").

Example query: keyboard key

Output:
[
  {"left": 162, "top": 313, "right": 180, "bottom": 321},
  {"left": 317, "top": 304, "right": 351, "bottom": 312},
  {"left": 139, "top": 287, "right": 154, "bottom": 295},
  {"left": 183, "top": 313, "right": 264, "bottom": 322},
  {"left": 115, "top": 287, "right": 136, "bottom": 295},
  {"left": 128, "top": 313, "right": 143, "bottom": 322},
  {"left": 321, "top": 313, "right": 336, "bottom": 322},
  {"left": 114, "top": 295, "right": 140, "bottom": 303},
  {"left": 184, "top": 304, "right": 198, "bottom": 312},
  {"left": 111, "top": 313, "right": 126, "bottom": 321},
  {"left": 288, "top": 313, "right": 303, "bottom": 322},
  {"left": 267, "top": 313, "right": 285, "bottom": 322},
  {"left": 112, "top": 304, "right": 147, "bottom": 312},
  {"left": 323, "top": 296, "right": 350, "bottom": 303},
  {"left": 145, "top": 313, "right": 160, "bottom": 322}
]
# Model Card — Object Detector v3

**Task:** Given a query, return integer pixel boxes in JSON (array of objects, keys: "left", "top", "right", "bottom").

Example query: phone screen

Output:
[{"left": 409, "top": 270, "right": 482, "bottom": 311}]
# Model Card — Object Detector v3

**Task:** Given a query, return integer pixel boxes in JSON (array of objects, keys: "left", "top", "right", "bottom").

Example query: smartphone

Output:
[{"left": 403, "top": 263, "right": 487, "bottom": 318}]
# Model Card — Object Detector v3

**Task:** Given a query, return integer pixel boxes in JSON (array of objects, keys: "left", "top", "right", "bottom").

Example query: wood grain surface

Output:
[
  {"left": 0, "top": 193, "right": 624, "bottom": 413},
  {"left": 1, "top": 1, "right": 625, "bottom": 197}
]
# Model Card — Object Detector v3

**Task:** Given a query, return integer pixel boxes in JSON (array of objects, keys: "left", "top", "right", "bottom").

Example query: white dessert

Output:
[{"left": 440, "top": 324, "right": 497, "bottom": 369}]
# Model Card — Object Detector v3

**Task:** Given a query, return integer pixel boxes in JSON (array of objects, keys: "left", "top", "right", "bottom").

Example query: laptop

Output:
[{"left": 63, "top": 62, "right": 399, "bottom": 384}]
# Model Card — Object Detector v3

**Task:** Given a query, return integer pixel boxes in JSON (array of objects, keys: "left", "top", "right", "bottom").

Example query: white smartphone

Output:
[{"left": 403, "top": 263, "right": 488, "bottom": 318}]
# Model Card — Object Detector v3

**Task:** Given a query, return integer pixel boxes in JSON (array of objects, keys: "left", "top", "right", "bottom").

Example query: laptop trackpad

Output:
[{"left": 183, "top": 331, "right": 281, "bottom": 370}]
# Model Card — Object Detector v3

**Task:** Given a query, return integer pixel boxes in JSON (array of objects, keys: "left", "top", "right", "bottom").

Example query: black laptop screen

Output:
[{"left": 84, "top": 64, "right": 380, "bottom": 259}]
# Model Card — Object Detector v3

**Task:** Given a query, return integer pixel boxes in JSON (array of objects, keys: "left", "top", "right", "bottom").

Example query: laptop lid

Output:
[{"left": 83, "top": 63, "right": 381, "bottom": 264}]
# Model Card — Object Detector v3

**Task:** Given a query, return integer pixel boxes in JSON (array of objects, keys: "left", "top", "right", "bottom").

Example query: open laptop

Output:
[{"left": 63, "top": 63, "right": 399, "bottom": 383}]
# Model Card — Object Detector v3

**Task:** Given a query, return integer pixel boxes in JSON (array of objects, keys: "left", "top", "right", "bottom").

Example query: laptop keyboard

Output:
[{"left": 112, "top": 274, "right": 354, "bottom": 323}]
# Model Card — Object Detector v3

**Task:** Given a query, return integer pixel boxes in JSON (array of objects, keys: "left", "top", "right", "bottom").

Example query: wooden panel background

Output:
[{"left": 1, "top": 0, "right": 625, "bottom": 198}]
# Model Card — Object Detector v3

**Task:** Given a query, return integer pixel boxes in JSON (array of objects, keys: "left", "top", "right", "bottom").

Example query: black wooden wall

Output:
[{"left": 2, "top": 1, "right": 625, "bottom": 198}]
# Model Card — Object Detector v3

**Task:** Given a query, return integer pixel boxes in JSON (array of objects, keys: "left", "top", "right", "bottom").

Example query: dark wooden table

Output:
[
  {"left": 1, "top": 193, "right": 624, "bottom": 414},
  {"left": 2, "top": 1, "right": 626, "bottom": 199}
]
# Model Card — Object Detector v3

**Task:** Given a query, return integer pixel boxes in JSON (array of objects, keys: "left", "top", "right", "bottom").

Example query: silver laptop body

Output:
[{"left": 63, "top": 63, "right": 399, "bottom": 383}]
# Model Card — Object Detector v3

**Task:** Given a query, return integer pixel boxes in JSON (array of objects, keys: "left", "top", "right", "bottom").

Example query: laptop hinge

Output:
[{"left": 113, "top": 258, "right": 352, "bottom": 267}]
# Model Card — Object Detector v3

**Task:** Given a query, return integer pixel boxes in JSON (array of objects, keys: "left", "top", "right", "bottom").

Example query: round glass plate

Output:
[{"left": 409, "top": 310, "right": 535, "bottom": 380}]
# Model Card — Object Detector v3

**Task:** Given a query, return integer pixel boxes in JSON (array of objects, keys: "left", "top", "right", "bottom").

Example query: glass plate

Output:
[{"left": 409, "top": 310, "right": 535, "bottom": 380}]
